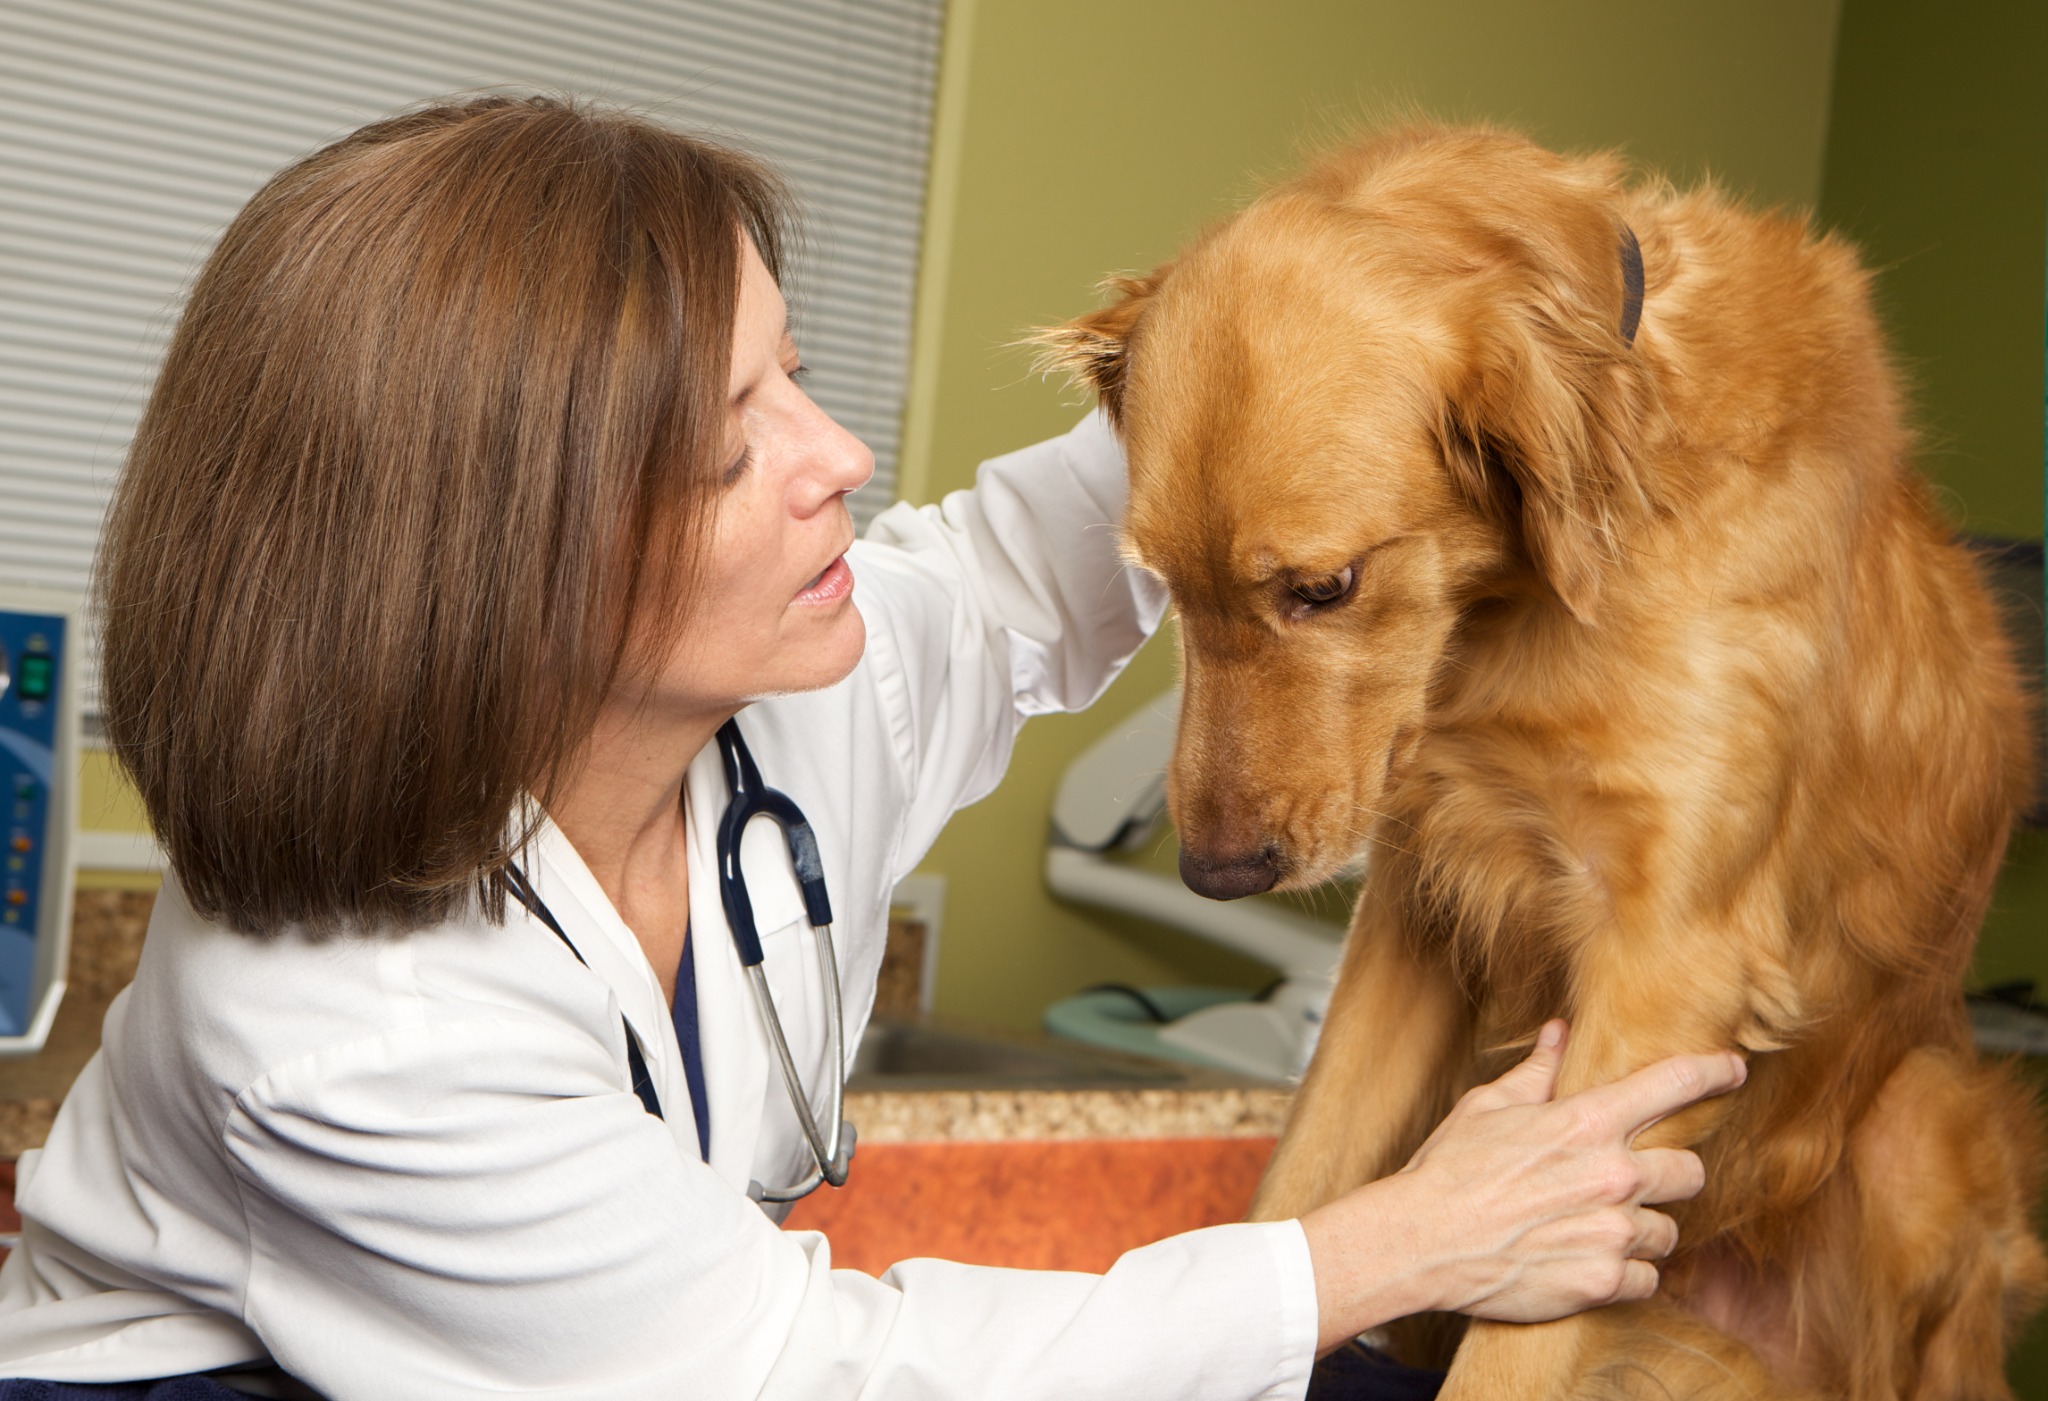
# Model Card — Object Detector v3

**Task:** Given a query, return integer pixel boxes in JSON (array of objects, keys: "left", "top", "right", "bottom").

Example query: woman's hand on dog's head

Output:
[{"left": 1298, "top": 1021, "right": 1748, "bottom": 1352}]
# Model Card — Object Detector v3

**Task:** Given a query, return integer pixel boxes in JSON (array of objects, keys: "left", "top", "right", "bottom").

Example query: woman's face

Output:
[{"left": 645, "top": 239, "right": 874, "bottom": 716}]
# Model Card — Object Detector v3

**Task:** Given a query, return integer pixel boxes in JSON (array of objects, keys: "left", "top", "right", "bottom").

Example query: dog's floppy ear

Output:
[
  {"left": 1029, "top": 269, "right": 1169, "bottom": 426},
  {"left": 1439, "top": 222, "right": 1661, "bottom": 623}
]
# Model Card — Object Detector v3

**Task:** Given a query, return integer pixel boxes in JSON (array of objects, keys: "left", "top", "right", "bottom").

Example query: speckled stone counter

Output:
[{"left": 844, "top": 1085, "right": 1291, "bottom": 1143}]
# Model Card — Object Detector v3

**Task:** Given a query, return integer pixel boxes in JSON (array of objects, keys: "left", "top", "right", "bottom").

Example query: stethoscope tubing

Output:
[
  {"left": 714, "top": 717, "right": 853, "bottom": 1201},
  {"left": 744, "top": 956, "right": 853, "bottom": 1202}
]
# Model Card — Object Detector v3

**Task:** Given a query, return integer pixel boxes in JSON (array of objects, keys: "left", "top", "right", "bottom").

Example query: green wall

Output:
[
  {"left": 903, "top": 0, "right": 1846, "bottom": 1029},
  {"left": 1818, "top": 0, "right": 2048, "bottom": 1005},
  {"left": 1820, "top": 0, "right": 2047, "bottom": 541}
]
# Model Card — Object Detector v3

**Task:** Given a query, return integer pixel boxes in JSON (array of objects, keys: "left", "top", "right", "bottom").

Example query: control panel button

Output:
[{"left": 16, "top": 652, "right": 52, "bottom": 703}]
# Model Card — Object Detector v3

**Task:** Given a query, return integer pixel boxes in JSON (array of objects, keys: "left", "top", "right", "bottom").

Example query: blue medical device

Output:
[{"left": 0, "top": 588, "right": 80, "bottom": 1053}]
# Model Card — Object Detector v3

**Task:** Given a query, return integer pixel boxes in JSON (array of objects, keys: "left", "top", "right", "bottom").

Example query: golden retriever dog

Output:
[{"left": 1038, "top": 126, "right": 2044, "bottom": 1399}]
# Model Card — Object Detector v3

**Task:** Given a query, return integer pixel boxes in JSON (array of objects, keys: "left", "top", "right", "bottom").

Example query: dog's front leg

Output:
[
  {"left": 1438, "top": 929, "right": 1761, "bottom": 1401},
  {"left": 1250, "top": 882, "right": 1471, "bottom": 1224}
]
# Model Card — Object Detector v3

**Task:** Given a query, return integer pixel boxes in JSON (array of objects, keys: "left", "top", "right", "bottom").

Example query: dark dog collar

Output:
[{"left": 1619, "top": 225, "right": 1644, "bottom": 346}]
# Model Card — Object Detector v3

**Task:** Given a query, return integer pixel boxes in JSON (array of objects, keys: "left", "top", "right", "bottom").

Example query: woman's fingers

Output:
[
  {"left": 1471, "top": 1019, "right": 1569, "bottom": 1108},
  {"left": 1577, "top": 1050, "right": 1748, "bottom": 1140},
  {"left": 1631, "top": 1146, "right": 1707, "bottom": 1206},
  {"left": 1629, "top": 1207, "right": 1680, "bottom": 1262},
  {"left": 1616, "top": 1258, "right": 1661, "bottom": 1303}
]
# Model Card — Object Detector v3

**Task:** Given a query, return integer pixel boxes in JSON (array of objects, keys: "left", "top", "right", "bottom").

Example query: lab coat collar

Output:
[
  {"left": 520, "top": 727, "right": 809, "bottom": 1203},
  {"left": 524, "top": 812, "right": 702, "bottom": 1166}
]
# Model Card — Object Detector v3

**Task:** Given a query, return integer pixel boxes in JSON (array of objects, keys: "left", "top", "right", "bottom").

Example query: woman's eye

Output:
[
  {"left": 721, "top": 445, "right": 753, "bottom": 487},
  {"left": 1289, "top": 566, "right": 1357, "bottom": 610}
]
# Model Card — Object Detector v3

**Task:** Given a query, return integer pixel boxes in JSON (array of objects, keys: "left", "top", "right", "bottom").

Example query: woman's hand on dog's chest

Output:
[{"left": 1297, "top": 1020, "right": 1747, "bottom": 1352}]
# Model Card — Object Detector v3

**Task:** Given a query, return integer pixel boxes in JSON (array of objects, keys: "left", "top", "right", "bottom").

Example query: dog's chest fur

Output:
[{"left": 1382, "top": 570, "right": 1833, "bottom": 1052}]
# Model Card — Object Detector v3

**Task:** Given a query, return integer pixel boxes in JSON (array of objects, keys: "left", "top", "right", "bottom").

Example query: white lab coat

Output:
[{"left": 0, "top": 413, "right": 1318, "bottom": 1399}]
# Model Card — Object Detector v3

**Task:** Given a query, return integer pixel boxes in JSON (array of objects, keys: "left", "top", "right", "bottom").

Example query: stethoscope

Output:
[{"left": 502, "top": 718, "right": 854, "bottom": 1205}]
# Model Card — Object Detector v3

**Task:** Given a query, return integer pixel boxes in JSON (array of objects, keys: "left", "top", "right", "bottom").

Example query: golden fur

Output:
[{"left": 1039, "top": 126, "right": 2044, "bottom": 1399}]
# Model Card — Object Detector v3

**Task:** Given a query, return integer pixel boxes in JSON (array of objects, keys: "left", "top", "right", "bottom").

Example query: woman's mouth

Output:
[{"left": 795, "top": 554, "right": 853, "bottom": 604}]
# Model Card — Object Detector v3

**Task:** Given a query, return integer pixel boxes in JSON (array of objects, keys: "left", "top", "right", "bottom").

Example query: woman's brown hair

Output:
[{"left": 98, "top": 95, "right": 788, "bottom": 935}]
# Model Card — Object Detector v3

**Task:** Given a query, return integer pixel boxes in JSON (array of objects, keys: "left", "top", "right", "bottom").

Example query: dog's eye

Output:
[{"left": 1289, "top": 567, "right": 1357, "bottom": 611}]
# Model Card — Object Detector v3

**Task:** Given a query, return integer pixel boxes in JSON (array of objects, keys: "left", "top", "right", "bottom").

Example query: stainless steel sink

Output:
[{"left": 849, "top": 1016, "right": 1231, "bottom": 1090}]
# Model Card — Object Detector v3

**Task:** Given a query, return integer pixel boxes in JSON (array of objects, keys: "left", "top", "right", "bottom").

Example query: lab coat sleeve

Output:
[
  {"left": 222, "top": 1016, "right": 1317, "bottom": 1399},
  {"left": 853, "top": 410, "right": 1168, "bottom": 875}
]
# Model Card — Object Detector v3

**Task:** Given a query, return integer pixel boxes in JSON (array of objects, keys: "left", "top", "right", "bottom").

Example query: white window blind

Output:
[{"left": 0, "top": 0, "right": 944, "bottom": 714}]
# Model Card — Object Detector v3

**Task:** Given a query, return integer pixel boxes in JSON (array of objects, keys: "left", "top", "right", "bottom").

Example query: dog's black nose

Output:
[{"left": 1179, "top": 844, "right": 1282, "bottom": 900}]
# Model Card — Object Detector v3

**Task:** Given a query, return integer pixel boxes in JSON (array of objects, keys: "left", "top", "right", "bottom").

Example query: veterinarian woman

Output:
[{"left": 0, "top": 98, "right": 1742, "bottom": 1400}]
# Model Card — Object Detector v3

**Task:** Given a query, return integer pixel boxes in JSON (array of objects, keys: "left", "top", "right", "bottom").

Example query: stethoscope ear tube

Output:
[{"left": 716, "top": 719, "right": 835, "bottom": 967}]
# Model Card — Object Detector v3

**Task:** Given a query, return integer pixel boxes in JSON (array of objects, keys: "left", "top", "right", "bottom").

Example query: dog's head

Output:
[{"left": 1038, "top": 128, "right": 1662, "bottom": 898}]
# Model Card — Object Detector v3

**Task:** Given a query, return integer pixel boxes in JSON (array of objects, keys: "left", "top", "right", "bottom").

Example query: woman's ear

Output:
[
  {"left": 1440, "top": 223, "right": 1661, "bottom": 624},
  {"left": 1029, "top": 268, "right": 1169, "bottom": 426}
]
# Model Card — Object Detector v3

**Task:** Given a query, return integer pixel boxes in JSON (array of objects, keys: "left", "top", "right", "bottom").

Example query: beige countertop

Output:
[{"left": 846, "top": 1085, "right": 1291, "bottom": 1143}]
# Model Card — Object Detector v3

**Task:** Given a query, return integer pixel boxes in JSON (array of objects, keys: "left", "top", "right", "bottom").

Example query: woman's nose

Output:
[
  {"left": 825, "top": 421, "right": 875, "bottom": 496},
  {"left": 796, "top": 403, "right": 874, "bottom": 508}
]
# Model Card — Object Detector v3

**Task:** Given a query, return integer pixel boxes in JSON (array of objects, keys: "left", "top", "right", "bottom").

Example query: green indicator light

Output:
[{"left": 16, "top": 655, "right": 52, "bottom": 703}]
